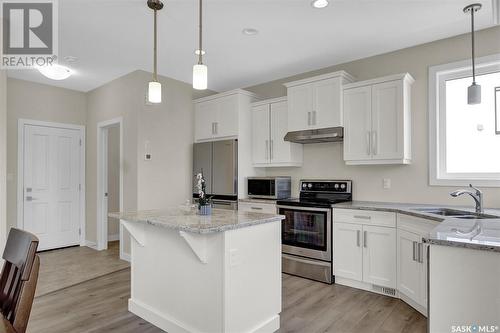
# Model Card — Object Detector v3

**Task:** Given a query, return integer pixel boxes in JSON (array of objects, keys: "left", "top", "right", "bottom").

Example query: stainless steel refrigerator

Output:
[{"left": 193, "top": 139, "right": 238, "bottom": 210}]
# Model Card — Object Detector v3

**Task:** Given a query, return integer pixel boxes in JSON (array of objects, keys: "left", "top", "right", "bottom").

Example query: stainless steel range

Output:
[{"left": 277, "top": 180, "right": 352, "bottom": 284}]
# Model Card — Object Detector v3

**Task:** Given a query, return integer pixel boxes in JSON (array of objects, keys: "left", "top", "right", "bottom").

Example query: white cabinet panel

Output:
[
  {"left": 397, "top": 229, "right": 421, "bottom": 301},
  {"left": 217, "top": 95, "right": 239, "bottom": 138},
  {"left": 362, "top": 225, "right": 396, "bottom": 288},
  {"left": 334, "top": 222, "right": 363, "bottom": 282},
  {"left": 371, "top": 80, "right": 403, "bottom": 160},
  {"left": 251, "top": 99, "right": 302, "bottom": 167},
  {"left": 343, "top": 73, "right": 413, "bottom": 165},
  {"left": 252, "top": 105, "right": 270, "bottom": 165},
  {"left": 194, "top": 94, "right": 240, "bottom": 141},
  {"left": 195, "top": 100, "right": 218, "bottom": 141},
  {"left": 343, "top": 86, "right": 372, "bottom": 161},
  {"left": 313, "top": 77, "right": 342, "bottom": 128},
  {"left": 287, "top": 84, "right": 313, "bottom": 132}
]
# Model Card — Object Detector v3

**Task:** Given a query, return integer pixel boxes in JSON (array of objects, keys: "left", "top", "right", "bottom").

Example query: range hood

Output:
[{"left": 284, "top": 127, "right": 344, "bottom": 144}]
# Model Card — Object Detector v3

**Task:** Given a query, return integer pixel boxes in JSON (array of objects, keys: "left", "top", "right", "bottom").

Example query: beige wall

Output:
[
  {"left": 107, "top": 125, "right": 120, "bottom": 238},
  {"left": 245, "top": 26, "right": 500, "bottom": 208},
  {"left": 0, "top": 70, "right": 7, "bottom": 252},
  {"left": 6, "top": 78, "right": 87, "bottom": 230}
]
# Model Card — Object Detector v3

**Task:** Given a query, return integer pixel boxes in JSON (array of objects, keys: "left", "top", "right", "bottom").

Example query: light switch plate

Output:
[{"left": 383, "top": 178, "right": 391, "bottom": 189}]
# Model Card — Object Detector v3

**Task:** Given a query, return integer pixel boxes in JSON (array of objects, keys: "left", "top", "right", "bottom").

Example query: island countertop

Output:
[{"left": 109, "top": 208, "right": 285, "bottom": 234}]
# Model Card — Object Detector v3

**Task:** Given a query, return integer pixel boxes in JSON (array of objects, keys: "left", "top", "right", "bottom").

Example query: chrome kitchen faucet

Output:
[{"left": 450, "top": 184, "right": 483, "bottom": 213}]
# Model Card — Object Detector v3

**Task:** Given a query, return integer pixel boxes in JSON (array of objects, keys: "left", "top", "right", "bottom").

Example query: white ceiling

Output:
[{"left": 6, "top": 0, "right": 500, "bottom": 92}]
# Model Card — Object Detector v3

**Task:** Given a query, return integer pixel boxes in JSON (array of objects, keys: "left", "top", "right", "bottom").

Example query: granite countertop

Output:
[
  {"left": 109, "top": 208, "right": 284, "bottom": 234},
  {"left": 332, "top": 201, "right": 500, "bottom": 253}
]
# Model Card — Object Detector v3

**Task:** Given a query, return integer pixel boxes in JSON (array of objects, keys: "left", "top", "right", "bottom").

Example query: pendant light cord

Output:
[
  {"left": 198, "top": 0, "right": 203, "bottom": 65},
  {"left": 471, "top": 7, "right": 476, "bottom": 84},
  {"left": 154, "top": 8, "right": 158, "bottom": 82}
]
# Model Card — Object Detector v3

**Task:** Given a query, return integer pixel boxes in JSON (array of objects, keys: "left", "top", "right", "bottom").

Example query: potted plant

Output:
[{"left": 196, "top": 172, "right": 212, "bottom": 215}]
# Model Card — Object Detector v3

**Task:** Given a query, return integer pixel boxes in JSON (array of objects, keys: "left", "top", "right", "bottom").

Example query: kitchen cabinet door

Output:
[
  {"left": 343, "top": 86, "right": 372, "bottom": 161},
  {"left": 216, "top": 95, "right": 239, "bottom": 138},
  {"left": 371, "top": 80, "right": 403, "bottom": 160},
  {"left": 270, "top": 101, "right": 291, "bottom": 163},
  {"left": 313, "top": 77, "right": 342, "bottom": 128},
  {"left": 397, "top": 229, "right": 421, "bottom": 303},
  {"left": 334, "top": 222, "right": 363, "bottom": 282},
  {"left": 194, "top": 100, "right": 218, "bottom": 141},
  {"left": 418, "top": 242, "right": 429, "bottom": 309},
  {"left": 362, "top": 225, "right": 396, "bottom": 288},
  {"left": 288, "top": 84, "right": 313, "bottom": 132},
  {"left": 252, "top": 104, "right": 270, "bottom": 165}
]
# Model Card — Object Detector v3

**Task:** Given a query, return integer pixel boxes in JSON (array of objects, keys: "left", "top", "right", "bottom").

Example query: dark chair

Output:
[{"left": 0, "top": 228, "right": 40, "bottom": 333}]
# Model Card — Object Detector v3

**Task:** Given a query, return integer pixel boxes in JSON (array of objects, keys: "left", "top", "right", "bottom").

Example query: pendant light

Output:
[
  {"left": 464, "top": 3, "right": 482, "bottom": 105},
  {"left": 193, "top": 0, "right": 208, "bottom": 90},
  {"left": 147, "top": 0, "right": 164, "bottom": 104}
]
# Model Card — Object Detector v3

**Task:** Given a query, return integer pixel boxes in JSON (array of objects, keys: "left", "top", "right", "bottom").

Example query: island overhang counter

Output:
[{"left": 109, "top": 208, "right": 285, "bottom": 333}]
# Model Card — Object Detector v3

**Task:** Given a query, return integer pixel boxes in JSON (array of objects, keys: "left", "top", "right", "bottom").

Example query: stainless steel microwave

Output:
[{"left": 247, "top": 177, "right": 291, "bottom": 200}]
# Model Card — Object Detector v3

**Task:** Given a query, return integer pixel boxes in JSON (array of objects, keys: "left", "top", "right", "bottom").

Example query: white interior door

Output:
[{"left": 23, "top": 124, "right": 82, "bottom": 250}]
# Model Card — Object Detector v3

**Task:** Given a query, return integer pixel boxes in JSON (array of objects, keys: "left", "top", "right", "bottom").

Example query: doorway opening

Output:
[{"left": 97, "top": 118, "right": 123, "bottom": 259}]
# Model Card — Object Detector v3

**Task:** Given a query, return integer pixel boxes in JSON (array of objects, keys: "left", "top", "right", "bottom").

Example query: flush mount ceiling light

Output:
[
  {"left": 311, "top": 0, "right": 329, "bottom": 9},
  {"left": 464, "top": 3, "right": 482, "bottom": 105},
  {"left": 242, "top": 28, "right": 258, "bottom": 36},
  {"left": 38, "top": 64, "right": 72, "bottom": 80},
  {"left": 147, "top": 0, "right": 164, "bottom": 104},
  {"left": 193, "top": 0, "right": 208, "bottom": 90}
]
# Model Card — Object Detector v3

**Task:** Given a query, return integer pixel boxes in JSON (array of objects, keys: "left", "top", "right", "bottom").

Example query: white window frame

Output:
[{"left": 429, "top": 53, "right": 500, "bottom": 187}]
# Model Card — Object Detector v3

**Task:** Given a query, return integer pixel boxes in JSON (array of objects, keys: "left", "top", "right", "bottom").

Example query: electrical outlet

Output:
[{"left": 383, "top": 178, "right": 391, "bottom": 189}]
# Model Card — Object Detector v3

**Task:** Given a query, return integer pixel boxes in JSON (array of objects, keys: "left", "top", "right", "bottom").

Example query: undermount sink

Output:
[{"left": 412, "top": 208, "right": 498, "bottom": 220}]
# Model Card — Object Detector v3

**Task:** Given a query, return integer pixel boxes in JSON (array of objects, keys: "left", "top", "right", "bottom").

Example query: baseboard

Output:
[
  {"left": 84, "top": 240, "right": 97, "bottom": 249},
  {"left": 251, "top": 315, "right": 280, "bottom": 333},
  {"left": 129, "top": 298, "right": 197, "bottom": 333},
  {"left": 120, "top": 251, "right": 131, "bottom": 262},
  {"left": 108, "top": 233, "right": 119, "bottom": 242}
]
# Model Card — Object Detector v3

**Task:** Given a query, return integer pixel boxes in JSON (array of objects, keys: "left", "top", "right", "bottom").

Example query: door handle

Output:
[
  {"left": 356, "top": 230, "right": 361, "bottom": 247},
  {"left": 366, "top": 131, "right": 371, "bottom": 156},
  {"left": 307, "top": 112, "right": 311, "bottom": 126},
  {"left": 363, "top": 231, "right": 367, "bottom": 248},
  {"left": 251, "top": 207, "right": 263, "bottom": 210},
  {"left": 418, "top": 243, "right": 424, "bottom": 263},
  {"left": 25, "top": 196, "right": 36, "bottom": 202},
  {"left": 211, "top": 122, "right": 215, "bottom": 135},
  {"left": 372, "top": 131, "right": 378, "bottom": 155},
  {"left": 412, "top": 241, "right": 417, "bottom": 261},
  {"left": 214, "top": 122, "right": 218, "bottom": 135},
  {"left": 312, "top": 111, "right": 317, "bottom": 126},
  {"left": 270, "top": 140, "right": 274, "bottom": 160},
  {"left": 354, "top": 215, "right": 371, "bottom": 220}
]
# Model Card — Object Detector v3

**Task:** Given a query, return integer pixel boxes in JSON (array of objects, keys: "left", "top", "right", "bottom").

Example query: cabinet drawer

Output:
[
  {"left": 334, "top": 208, "right": 396, "bottom": 227},
  {"left": 238, "top": 202, "right": 277, "bottom": 214}
]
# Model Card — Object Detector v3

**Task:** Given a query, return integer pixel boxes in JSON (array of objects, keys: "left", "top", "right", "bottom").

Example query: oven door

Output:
[{"left": 278, "top": 205, "right": 332, "bottom": 261}]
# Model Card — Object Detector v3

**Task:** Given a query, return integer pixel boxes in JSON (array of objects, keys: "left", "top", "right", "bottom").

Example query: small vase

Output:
[{"left": 198, "top": 204, "right": 212, "bottom": 216}]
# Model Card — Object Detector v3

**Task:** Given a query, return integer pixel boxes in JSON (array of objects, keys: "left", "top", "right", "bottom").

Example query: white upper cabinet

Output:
[
  {"left": 251, "top": 98, "right": 302, "bottom": 167},
  {"left": 285, "top": 71, "right": 355, "bottom": 132},
  {"left": 194, "top": 90, "right": 259, "bottom": 142},
  {"left": 343, "top": 73, "right": 414, "bottom": 165}
]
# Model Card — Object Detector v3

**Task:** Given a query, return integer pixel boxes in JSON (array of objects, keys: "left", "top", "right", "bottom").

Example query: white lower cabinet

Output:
[
  {"left": 334, "top": 210, "right": 396, "bottom": 290},
  {"left": 334, "top": 208, "right": 438, "bottom": 317},
  {"left": 362, "top": 225, "right": 396, "bottom": 288}
]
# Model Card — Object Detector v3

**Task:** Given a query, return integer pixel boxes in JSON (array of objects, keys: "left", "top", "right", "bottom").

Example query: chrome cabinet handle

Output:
[
  {"left": 25, "top": 196, "right": 36, "bottom": 202},
  {"left": 363, "top": 231, "right": 367, "bottom": 248},
  {"left": 372, "top": 131, "right": 377, "bottom": 155},
  {"left": 251, "top": 207, "right": 263, "bottom": 210},
  {"left": 214, "top": 122, "right": 218, "bottom": 135},
  {"left": 418, "top": 243, "right": 424, "bottom": 263},
  {"left": 312, "top": 111, "right": 317, "bottom": 125},
  {"left": 270, "top": 140, "right": 274, "bottom": 160},
  {"left": 307, "top": 112, "right": 311, "bottom": 126},
  {"left": 366, "top": 131, "right": 371, "bottom": 155},
  {"left": 265, "top": 140, "right": 269, "bottom": 160},
  {"left": 412, "top": 241, "right": 418, "bottom": 261},
  {"left": 354, "top": 215, "right": 371, "bottom": 220},
  {"left": 356, "top": 230, "right": 361, "bottom": 247}
]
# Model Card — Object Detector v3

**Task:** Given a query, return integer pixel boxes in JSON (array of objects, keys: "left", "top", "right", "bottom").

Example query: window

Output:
[{"left": 429, "top": 54, "right": 500, "bottom": 186}]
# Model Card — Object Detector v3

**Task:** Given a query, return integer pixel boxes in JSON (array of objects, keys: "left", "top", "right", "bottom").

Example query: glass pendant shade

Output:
[
  {"left": 148, "top": 81, "right": 162, "bottom": 104},
  {"left": 193, "top": 64, "right": 208, "bottom": 90},
  {"left": 468, "top": 82, "right": 481, "bottom": 105}
]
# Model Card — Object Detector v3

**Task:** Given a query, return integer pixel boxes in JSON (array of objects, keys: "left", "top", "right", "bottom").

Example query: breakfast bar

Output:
[{"left": 109, "top": 208, "right": 284, "bottom": 333}]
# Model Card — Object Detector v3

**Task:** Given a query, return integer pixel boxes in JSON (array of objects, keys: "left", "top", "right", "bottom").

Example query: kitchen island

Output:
[{"left": 109, "top": 208, "right": 285, "bottom": 333}]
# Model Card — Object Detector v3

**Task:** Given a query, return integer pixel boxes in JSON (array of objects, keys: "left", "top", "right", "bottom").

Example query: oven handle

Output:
[{"left": 276, "top": 205, "right": 332, "bottom": 213}]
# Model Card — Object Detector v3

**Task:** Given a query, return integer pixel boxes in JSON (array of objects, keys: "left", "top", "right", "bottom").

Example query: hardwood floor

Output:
[
  {"left": 29, "top": 245, "right": 427, "bottom": 333},
  {"left": 36, "top": 241, "right": 129, "bottom": 297}
]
